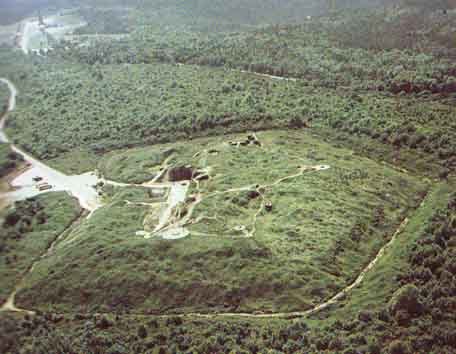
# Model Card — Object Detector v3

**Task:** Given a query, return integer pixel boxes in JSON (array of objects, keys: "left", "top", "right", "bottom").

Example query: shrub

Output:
[
  {"left": 95, "top": 315, "right": 113, "bottom": 329},
  {"left": 358, "top": 310, "right": 374, "bottom": 323},
  {"left": 388, "top": 339, "right": 410, "bottom": 354},
  {"left": 328, "top": 337, "right": 344, "bottom": 351},
  {"left": 288, "top": 116, "right": 307, "bottom": 129},
  {"left": 138, "top": 325, "right": 148, "bottom": 339},
  {"left": 367, "top": 341, "right": 381, "bottom": 354},
  {"left": 438, "top": 168, "right": 450, "bottom": 180},
  {"left": 389, "top": 284, "right": 423, "bottom": 317}
]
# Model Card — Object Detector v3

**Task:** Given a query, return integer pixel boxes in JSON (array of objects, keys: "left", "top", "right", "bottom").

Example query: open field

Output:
[{"left": 12, "top": 130, "right": 428, "bottom": 315}]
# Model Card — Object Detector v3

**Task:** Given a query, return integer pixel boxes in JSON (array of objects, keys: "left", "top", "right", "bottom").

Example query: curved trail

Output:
[
  {"left": 112, "top": 196, "right": 424, "bottom": 320},
  {"left": 239, "top": 69, "right": 298, "bottom": 82},
  {"left": 0, "top": 211, "right": 85, "bottom": 315},
  {"left": 43, "top": 194, "right": 426, "bottom": 320},
  {"left": 185, "top": 164, "right": 331, "bottom": 239}
]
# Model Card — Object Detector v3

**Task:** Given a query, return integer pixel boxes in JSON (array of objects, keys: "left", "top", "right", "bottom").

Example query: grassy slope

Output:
[
  {"left": 15, "top": 131, "right": 428, "bottom": 314},
  {"left": 5, "top": 183, "right": 452, "bottom": 354},
  {"left": 0, "top": 192, "right": 81, "bottom": 304},
  {"left": 15, "top": 198, "right": 149, "bottom": 312},
  {"left": 313, "top": 182, "right": 453, "bottom": 320},
  {"left": 1, "top": 179, "right": 452, "bottom": 354}
]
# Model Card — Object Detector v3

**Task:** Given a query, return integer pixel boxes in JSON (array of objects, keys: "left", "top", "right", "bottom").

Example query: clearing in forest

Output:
[{"left": 14, "top": 130, "right": 428, "bottom": 315}]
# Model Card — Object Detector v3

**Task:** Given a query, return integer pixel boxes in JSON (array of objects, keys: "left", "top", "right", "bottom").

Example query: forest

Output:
[{"left": 1, "top": 2, "right": 453, "bottom": 177}]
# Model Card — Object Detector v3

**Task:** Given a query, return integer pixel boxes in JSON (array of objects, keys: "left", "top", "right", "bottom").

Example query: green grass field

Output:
[{"left": 14, "top": 130, "right": 428, "bottom": 314}]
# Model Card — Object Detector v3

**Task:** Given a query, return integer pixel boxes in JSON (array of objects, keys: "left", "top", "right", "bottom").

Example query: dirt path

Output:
[
  {"left": 0, "top": 78, "right": 17, "bottom": 114},
  {"left": 175, "top": 164, "right": 331, "bottom": 239},
  {"left": 0, "top": 78, "right": 17, "bottom": 142},
  {"left": 104, "top": 195, "right": 425, "bottom": 320},
  {"left": 20, "top": 20, "right": 33, "bottom": 55},
  {"left": 166, "top": 192, "right": 426, "bottom": 319},
  {"left": 136, "top": 165, "right": 328, "bottom": 240},
  {"left": 176, "top": 63, "right": 298, "bottom": 83},
  {"left": 239, "top": 69, "right": 298, "bottom": 82},
  {"left": 0, "top": 210, "right": 85, "bottom": 315},
  {"left": 153, "top": 182, "right": 189, "bottom": 233}
]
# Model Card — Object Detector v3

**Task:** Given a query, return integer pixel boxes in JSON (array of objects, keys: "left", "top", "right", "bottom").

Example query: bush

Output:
[
  {"left": 95, "top": 315, "right": 113, "bottom": 329},
  {"left": 367, "top": 341, "right": 381, "bottom": 354},
  {"left": 388, "top": 339, "right": 410, "bottom": 354},
  {"left": 439, "top": 168, "right": 450, "bottom": 180},
  {"left": 358, "top": 310, "right": 374, "bottom": 323},
  {"left": 137, "top": 325, "right": 148, "bottom": 339},
  {"left": 389, "top": 284, "right": 423, "bottom": 318}
]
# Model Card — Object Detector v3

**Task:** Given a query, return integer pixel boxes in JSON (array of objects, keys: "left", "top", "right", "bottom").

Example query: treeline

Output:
[
  {"left": 75, "top": 8, "right": 131, "bottom": 35},
  {"left": 5, "top": 62, "right": 327, "bottom": 160},
  {"left": 1, "top": 198, "right": 48, "bottom": 241},
  {"left": 7, "top": 57, "right": 456, "bottom": 177},
  {"left": 0, "top": 144, "right": 23, "bottom": 178},
  {"left": 0, "top": 0, "right": 391, "bottom": 27},
  {"left": 52, "top": 9, "right": 456, "bottom": 97}
]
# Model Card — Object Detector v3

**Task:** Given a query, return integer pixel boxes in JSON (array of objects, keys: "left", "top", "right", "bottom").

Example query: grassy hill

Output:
[{"left": 15, "top": 131, "right": 427, "bottom": 314}]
